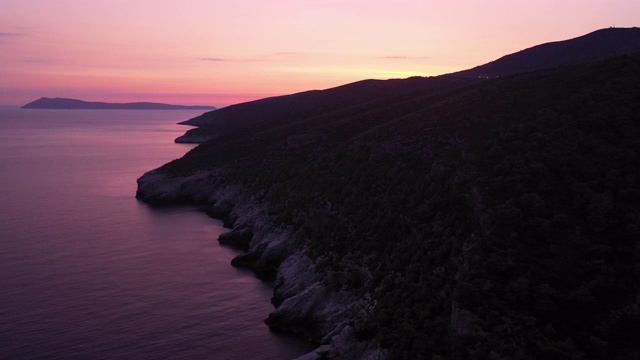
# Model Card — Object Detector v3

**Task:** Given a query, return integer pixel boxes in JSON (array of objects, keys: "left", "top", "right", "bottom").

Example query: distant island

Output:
[{"left": 22, "top": 97, "right": 216, "bottom": 110}]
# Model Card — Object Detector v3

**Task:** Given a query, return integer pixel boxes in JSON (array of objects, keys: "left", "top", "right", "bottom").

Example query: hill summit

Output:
[{"left": 452, "top": 27, "right": 640, "bottom": 78}]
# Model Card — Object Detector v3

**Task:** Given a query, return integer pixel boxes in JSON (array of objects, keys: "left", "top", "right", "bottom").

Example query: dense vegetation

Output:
[{"left": 155, "top": 52, "right": 640, "bottom": 359}]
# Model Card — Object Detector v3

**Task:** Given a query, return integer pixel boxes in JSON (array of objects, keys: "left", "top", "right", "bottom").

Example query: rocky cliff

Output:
[{"left": 136, "top": 169, "right": 386, "bottom": 359}]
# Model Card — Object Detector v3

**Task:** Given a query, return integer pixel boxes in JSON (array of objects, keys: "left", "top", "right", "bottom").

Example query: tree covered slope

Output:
[
  {"left": 139, "top": 52, "right": 640, "bottom": 359},
  {"left": 175, "top": 27, "right": 640, "bottom": 144}
]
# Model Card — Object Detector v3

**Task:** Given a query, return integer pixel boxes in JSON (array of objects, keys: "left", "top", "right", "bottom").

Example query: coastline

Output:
[{"left": 136, "top": 168, "right": 385, "bottom": 360}]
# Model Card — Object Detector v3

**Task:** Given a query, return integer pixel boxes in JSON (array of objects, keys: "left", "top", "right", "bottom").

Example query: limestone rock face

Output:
[
  {"left": 135, "top": 168, "right": 385, "bottom": 359},
  {"left": 135, "top": 169, "right": 223, "bottom": 205},
  {"left": 267, "top": 251, "right": 383, "bottom": 359}
]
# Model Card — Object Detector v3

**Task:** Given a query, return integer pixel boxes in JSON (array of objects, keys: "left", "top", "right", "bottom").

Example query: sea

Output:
[{"left": 0, "top": 106, "right": 313, "bottom": 360}]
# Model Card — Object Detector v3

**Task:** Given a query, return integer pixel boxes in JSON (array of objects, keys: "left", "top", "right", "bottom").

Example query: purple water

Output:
[{"left": 0, "top": 107, "right": 313, "bottom": 360}]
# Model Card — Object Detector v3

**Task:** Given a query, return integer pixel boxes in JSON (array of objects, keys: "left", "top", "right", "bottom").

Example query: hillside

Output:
[
  {"left": 174, "top": 76, "right": 475, "bottom": 143},
  {"left": 137, "top": 30, "right": 640, "bottom": 359},
  {"left": 22, "top": 97, "right": 216, "bottom": 110},
  {"left": 174, "top": 27, "right": 640, "bottom": 144}
]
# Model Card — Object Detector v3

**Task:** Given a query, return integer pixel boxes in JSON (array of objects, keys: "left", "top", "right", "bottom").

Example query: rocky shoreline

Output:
[{"left": 136, "top": 169, "right": 385, "bottom": 360}]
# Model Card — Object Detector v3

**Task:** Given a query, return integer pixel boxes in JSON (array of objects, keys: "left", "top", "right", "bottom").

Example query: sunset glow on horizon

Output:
[{"left": 1, "top": 0, "right": 639, "bottom": 107}]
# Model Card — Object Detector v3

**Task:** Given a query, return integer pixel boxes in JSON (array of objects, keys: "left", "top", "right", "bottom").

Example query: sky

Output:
[{"left": 1, "top": 1, "right": 639, "bottom": 107}]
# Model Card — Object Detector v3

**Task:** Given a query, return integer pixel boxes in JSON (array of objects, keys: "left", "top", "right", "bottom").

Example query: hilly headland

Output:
[{"left": 137, "top": 27, "right": 640, "bottom": 359}]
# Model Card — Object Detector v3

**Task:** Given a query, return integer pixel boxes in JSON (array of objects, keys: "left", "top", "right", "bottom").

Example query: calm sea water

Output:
[{"left": 0, "top": 107, "right": 312, "bottom": 360}]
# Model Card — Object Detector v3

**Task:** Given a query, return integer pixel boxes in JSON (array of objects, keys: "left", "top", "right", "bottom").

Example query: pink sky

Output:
[{"left": 1, "top": 1, "right": 638, "bottom": 107}]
